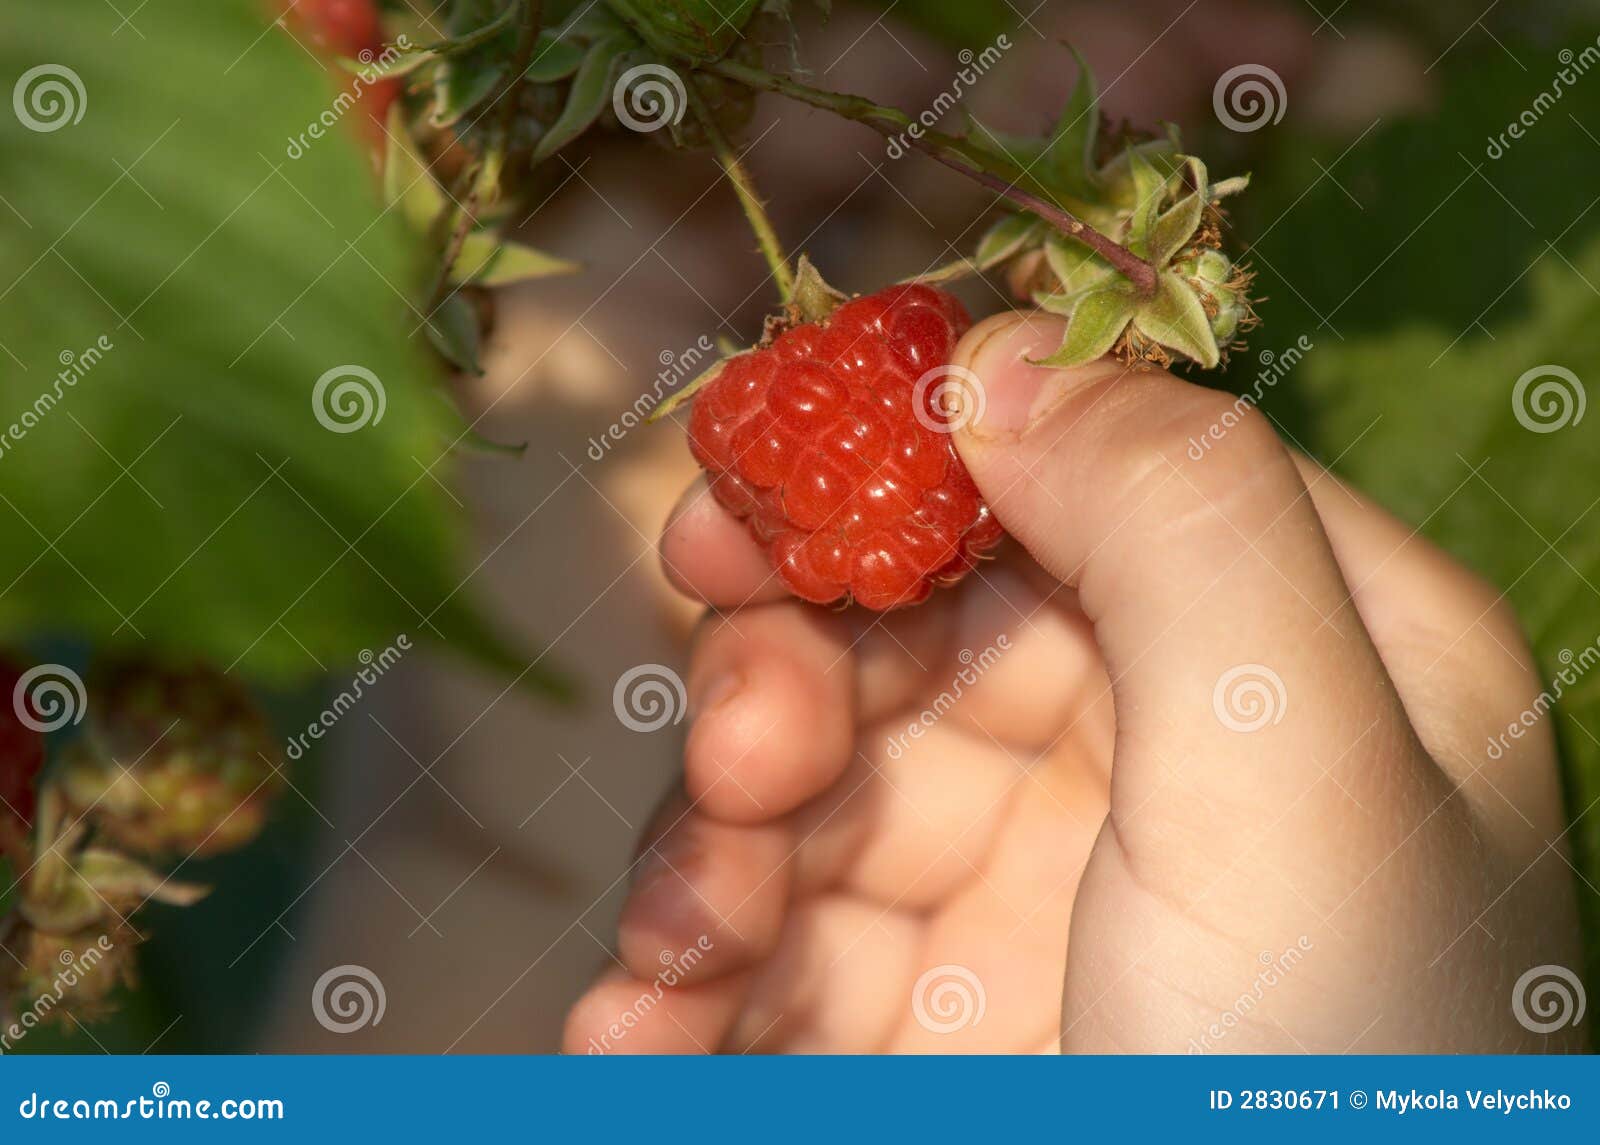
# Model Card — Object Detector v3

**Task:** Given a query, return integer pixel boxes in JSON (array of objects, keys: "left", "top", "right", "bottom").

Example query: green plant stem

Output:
[
  {"left": 706, "top": 58, "right": 1159, "bottom": 297},
  {"left": 684, "top": 78, "right": 795, "bottom": 301}
]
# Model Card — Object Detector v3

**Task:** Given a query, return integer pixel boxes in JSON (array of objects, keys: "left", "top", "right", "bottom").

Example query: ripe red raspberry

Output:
[
  {"left": 0, "top": 658, "right": 45, "bottom": 829},
  {"left": 688, "top": 284, "right": 1004, "bottom": 610}
]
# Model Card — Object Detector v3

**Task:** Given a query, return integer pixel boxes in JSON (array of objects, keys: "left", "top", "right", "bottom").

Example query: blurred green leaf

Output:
[
  {"left": 430, "top": 0, "right": 515, "bottom": 127},
  {"left": 0, "top": 0, "right": 563, "bottom": 696}
]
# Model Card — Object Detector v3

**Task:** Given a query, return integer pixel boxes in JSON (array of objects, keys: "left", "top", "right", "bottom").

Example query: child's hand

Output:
[{"left": 564, "top": 312, "right": 1584, "bottom": 1053}]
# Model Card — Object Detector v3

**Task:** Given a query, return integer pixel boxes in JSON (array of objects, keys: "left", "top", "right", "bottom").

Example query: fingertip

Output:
[
  {"left": 660, "top": 478, "right": 791, "bottom": 607},
  {"left": 684, "top": 605, "right": 855, "bottom": 824}
]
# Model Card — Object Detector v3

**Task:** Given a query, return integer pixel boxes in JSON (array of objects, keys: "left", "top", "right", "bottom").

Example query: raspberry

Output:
[
  {"left": 687, "top": 284, "right": 1003, "bottom": 610},
  {"left": 0, "top": 658, "right": 45, "bottom": 829}
]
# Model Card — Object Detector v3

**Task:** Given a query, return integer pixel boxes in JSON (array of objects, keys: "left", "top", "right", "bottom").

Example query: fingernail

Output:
[{"left": 954, "top": 312, "right": 1114, "bottom": 441}]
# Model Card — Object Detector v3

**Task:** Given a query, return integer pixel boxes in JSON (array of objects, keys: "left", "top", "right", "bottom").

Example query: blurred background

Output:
[{"left": 3, "top": 0, "right": 1599, "bottom": 1051}]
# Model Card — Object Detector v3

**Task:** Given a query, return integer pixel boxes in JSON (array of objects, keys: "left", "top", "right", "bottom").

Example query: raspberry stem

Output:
[
  {"left": 684, "top": 77, "right": 795, "bottom": 301},
  {"left": 705, "top": 58, "right": 1159, "bottom": 297}
]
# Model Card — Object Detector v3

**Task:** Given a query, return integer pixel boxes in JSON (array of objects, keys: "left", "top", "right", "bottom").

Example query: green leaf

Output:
[
  {"left": 383, "top": 106, "right": 448, "bottom": 229},
  {"left": 1134, "top": 272, "right": 1220, "bottom": 368},
  {"left": 1125, "top": 148, "right": 1168, "bottom": 257},
  {"left": 524, "top": 33, "right": 588, "bottom": 83},
  {"left": 424, "top": 294, "right": 483, "bottom": 374},
  {"left": 452, "top": 233, "right": 579, "bottom": 285},
  {"left": 1301, "top": 234, "right": 1600, "bottom": 988},
  {"left": 1043, "top": 231, "right": 1114, "bottom": 295},
  {"left": 0, "top": 857, "right": 14, "bottom": 919},
  {"left": 1043, "top": 44, "right": 1100, "bottom": 196},
  {"left": 531, "top": 32, "right": 633, "bottom": 163},
  {"left": 1032, "top": 285, "right": 1139, "bottom": 368},
  {"left": 1147, "top": 191, "right": 1203, "bottom": 267},
  {"left": 430, "top": 0, "right": 515, "bottom": 127},
  {"left": 0, "top": 0, "right": 554, "bottom": 691}
]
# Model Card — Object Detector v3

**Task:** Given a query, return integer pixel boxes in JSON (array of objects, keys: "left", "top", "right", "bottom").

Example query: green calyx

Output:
[{"left": 914, "top": 49, "right": 1256, "bottom": 371}]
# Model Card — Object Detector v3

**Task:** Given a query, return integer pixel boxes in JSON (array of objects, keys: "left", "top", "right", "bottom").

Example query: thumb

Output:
[{"left": 947, "top": 311, "right": 1430, "bottom": 863}]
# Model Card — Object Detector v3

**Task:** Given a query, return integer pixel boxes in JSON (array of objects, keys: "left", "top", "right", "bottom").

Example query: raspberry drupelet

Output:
[{"left": 687, "top": 284, "right": 1004, "bottom": 610}]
